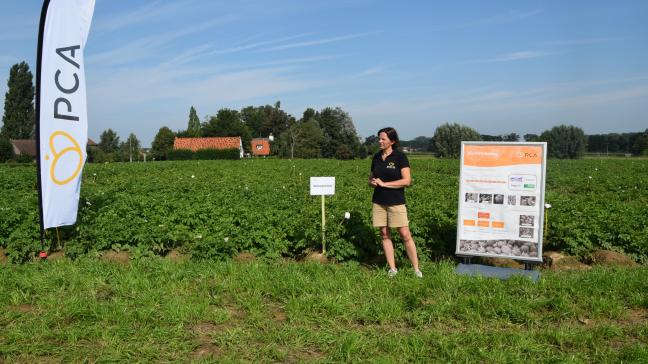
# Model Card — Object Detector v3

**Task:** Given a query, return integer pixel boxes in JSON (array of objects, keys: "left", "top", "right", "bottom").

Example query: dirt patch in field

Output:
[
  {"left": 100, "top": 251, "right": 130, "bottom": 265},
  {"left": 303, "top": 251, "right": 329, "bottom": 264},
  {"left": 285, "top": 347, "right": 326, "bottom": 363},
  {"left": 268, "top": 302, "right": 287, "bottom": 323},
  {"left": 225, "top": 304, "right": 247, "bottom": 321},
  {"left": 165, "top": 249, "right": 187, "bottom": 263},
  {"left": 542, "top": 251, "right": 590, "bottom": 271},
  {"left": 620, "top": 308, "right": 647, "bottom": 325},
  {"left": 589, "top": 250, "right": 639, "bottom": 267},
  {"left": 573, "top": 307, "right": 647, "bottom": 328},
  {"left": 189, "top": 322, "right": 223, "bottom": 360},
  {"left": 234, "top": 252, "right": 256, "bottom": 263},
  {"left": 8, "top": 304, "right": 35, "bottom": 313}
]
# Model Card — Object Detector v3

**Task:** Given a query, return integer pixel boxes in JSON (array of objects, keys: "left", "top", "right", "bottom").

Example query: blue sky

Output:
[{"left": 1, "top": 0, "right": 647, "bottom": 146}]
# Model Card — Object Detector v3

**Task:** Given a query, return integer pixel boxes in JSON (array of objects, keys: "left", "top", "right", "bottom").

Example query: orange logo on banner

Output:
[
  {"left": 463, "top": 219, "right": 476, "bottom": 226},
  {"left": 492, "top": 221, "right": 505, "bottom": 228},
  {"left": 48, "top": 131, "right": 83, "bottom": 186},
  {"left": 477, "top": 220, "right": 490, "bottom": 227},
  {"left": 478, "top": 211, "right": 490, "bottom": 219},
  {"left": 464, "top": 145, "right": 542, "bottom": 167}
]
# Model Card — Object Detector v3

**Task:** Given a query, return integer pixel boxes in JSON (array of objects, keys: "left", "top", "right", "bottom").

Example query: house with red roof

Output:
[
  {"left": 10, "top": 138, "right": 98, "bottom": 159},
  {"left": 173, "top": 137, "right": 244, "bottom": 158},
  {"left": 250, "top": 138, "right": 271, "bottom": 156}
]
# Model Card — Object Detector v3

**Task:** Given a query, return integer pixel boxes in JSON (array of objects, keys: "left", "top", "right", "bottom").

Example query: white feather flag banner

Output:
[{"left": 36, "top": 0, "right": 95, "bottom": 229}]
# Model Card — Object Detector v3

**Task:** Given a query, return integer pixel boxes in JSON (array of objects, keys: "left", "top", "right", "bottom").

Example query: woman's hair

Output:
[{"left": 377, "top": 127, "right": 399, "bottom": 148}]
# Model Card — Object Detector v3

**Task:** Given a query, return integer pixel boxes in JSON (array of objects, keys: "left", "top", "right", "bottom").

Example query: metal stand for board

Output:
[{"left": 456, "top": 256, "right": 541, "bottom": 282}]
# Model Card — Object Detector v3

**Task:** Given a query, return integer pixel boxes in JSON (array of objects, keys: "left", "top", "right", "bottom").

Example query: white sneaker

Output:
[
  {"left": 387, "top": 268, "right": 398, "bottom": 277},
  {"left": 415, "top": 270, "right": 423, "bottom": 278}
]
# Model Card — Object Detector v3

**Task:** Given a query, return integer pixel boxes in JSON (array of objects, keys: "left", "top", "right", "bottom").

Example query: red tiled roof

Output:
[
  {"left": 174, "top": 137, "right": 242, "bottom": 152},
  {"left": 250, "top": 138, "right": 271, "bottom": 156}
]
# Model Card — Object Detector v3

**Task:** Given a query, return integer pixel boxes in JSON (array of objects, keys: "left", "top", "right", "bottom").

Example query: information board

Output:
[{"left": 456, "top": 142, "right": 547, "bottom": 262}]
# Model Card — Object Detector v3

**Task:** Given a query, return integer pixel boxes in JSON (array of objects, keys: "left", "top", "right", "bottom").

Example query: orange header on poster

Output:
[{"left": 463, "top": 145, "right": 542, "bottom": 167}]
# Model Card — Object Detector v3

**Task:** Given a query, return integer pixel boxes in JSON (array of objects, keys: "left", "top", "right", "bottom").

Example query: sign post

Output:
[
  {"left": 310, "top": 177, "right": 335, "bottom": 254},
  {"left": 455, "top": 142, "right": 547, "bottom": 280}
]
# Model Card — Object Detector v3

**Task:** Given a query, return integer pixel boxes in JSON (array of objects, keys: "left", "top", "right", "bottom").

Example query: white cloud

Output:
[
  {"left": 88, "top": 16, "right": 234, "bottom": 67},
  {"left": 436, "top": 9, "right": 543, "bottom": 31},
  {"left": 256, "top": 32, "right": 378, "bottom": 52},
  {"left": 465, "top": 50, "right": 553, "bottom": 64},
  {"left": 539, "top": 37, "right": 625, "bottom": 47},
  {"left": 92, "top": 0, "right": 197, "bottom": 34},
  {"left": 209, "top": 33, "right": 313, "bottom": 55}
]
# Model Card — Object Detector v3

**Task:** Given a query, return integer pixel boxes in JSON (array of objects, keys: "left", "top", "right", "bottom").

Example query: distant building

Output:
[
  {"left": 10, "top": 138, "right": 97, "bottom": 159},
  {"left": 173, "top": 137, "right": 244, "bottom": 158},
  {"left": 250, "top": 138, "right": 271, "bottom": 156}
]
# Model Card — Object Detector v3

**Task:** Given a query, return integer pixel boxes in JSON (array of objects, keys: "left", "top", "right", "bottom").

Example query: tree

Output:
[
  {"left": 480, "top": 134, "right": 503, "bottom": 142},
  {"left": 631, "top": 129, "right": 648, "bottom": 156},
  {"left": 432, "top": 123, "right": 481, "bottom": 158},
  {"left": 0, "top": 135, "right": 15, "bottom": 162},
  {"left": 202, "top": 108, "right": 251, "bottom": 153},
  {"left": 538, "top": 125, "right": 586, "bottom": 159},
  {"left": 99, "top": 129, "right": 120, "bottom": 154},
  {"left": 240, "top": 106, "right": 265, "bottom": 138},
  {"left": 317, "top": 107, "right": 362, "bottom": 159},
  {"left": 152, "top": 126, "right": 175, "bottom": 160},
  {"left": 186, "top": 106, "right": 201, "bottom": 137},
  {"left": 119, "top": 133, "right": 141, "bottom": 162},
  {"left": 502, "top": 133, "right": 520, "bottom": 142},
  {"left": 363, "top": 135, "right": 380, "bottom": 156},
  {"left": 524, "top": 134, "right": 539, "bottom": 142},
  {"left": 1, "top": 62, "right": 35, "bottom": 139},
  {"left": 277, "top": 119, "right": 325, "bottom": 158}
]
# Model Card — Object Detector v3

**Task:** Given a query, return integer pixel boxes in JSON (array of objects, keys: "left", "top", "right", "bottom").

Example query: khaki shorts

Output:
[{"left": 372, "top": 203, "right": 409, "bottom": 228}]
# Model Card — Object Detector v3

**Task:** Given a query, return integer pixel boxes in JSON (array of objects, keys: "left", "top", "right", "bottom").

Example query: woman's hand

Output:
[{"left": 374, "top": 178, "right": 386, "bottom": 187}]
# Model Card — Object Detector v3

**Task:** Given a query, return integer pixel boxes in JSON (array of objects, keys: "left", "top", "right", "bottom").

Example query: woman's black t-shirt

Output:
[{"left": 370, "top": 149, "right": 410, "bottom": 206}]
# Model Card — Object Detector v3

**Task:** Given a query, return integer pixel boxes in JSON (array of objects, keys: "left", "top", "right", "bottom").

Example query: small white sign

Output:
[{"left": 310, "top": 177, "right": 335, "bottom": 195}]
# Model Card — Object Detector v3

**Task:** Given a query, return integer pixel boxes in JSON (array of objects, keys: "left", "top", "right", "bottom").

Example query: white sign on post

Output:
[{"left": 310, "top": 177, "right": 335, "bottom": 196}]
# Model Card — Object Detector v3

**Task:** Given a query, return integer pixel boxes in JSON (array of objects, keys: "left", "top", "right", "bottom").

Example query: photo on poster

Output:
[
  {"left": 520, "top": 196, "right": 536, "bottom": 206},
  {"left": 465, "top": 193, "right": 478, "bottom": 203},
  {"left": 508, "top": 195, "right": 516, "bottom": 205},
  {"left": 493, "top": 194, "right": 504, "bottom": 204},
  {"left": 479, "top": 193, "right": 492, "bottom": 204},
  {"left": 458, "top": 239, "right": 539, "bottom": 258},
  {"left": 519, "top": 215, "right": 535, "bottom": 227},
  {"left": 519, "top": 227, "right": 534, "bottom": 238}
]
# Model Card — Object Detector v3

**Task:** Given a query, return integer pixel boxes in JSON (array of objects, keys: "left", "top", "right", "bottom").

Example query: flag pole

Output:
[{"left": 35, "top": 0, "right": 52, "bottom": 253}]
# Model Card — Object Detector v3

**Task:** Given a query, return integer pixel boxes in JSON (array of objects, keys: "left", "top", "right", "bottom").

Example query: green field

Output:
[
  {"left": 1, "top": 158, "right": 647, "bottom": 263},
  {"left": 1, "top": 259, "right": 647, "bottom": 362},
  {"left": 1, "top": 158, "right": 647, "bottom": 362}
]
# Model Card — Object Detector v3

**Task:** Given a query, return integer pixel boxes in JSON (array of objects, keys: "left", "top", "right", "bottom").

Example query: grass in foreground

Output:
[{"left": 1, "top": 258, "right": 647, "bottom": 363}]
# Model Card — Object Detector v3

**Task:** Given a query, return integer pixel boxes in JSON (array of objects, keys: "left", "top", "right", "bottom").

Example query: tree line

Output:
[
  {"left": 397, "top": 124, "right": 648, "bottom": 159},
  {"left": 1, "top": 61, "right": 647, "bottom": 162},
  {"left": 148, "top": 102, "right": 365, "bottom": 160}
]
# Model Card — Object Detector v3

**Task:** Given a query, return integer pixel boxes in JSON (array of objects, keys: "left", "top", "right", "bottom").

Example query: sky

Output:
[{"left": 1, "top": 0, "right": 647, "bottom": 147}]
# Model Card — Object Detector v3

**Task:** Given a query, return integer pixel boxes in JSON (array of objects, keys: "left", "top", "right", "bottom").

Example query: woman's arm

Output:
[
  {"left": 375, "top": 167, "right": 412, "bottom": 188},
  {"left": 368, "top": 172, "right": 377, "bottom": 188}
]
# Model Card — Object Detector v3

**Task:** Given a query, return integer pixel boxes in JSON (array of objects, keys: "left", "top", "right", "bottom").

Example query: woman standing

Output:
[{"left": 368, "top": 127, "right": 422, "bottom": 278}]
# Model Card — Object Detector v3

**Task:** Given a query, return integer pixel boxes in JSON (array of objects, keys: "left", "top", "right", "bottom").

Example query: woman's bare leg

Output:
[
  {"left": 398, "top": 226, "right": 419, "bottom": 272},
  {"left": 380, "top": 227, "right": 396, "bottom": 270}
]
